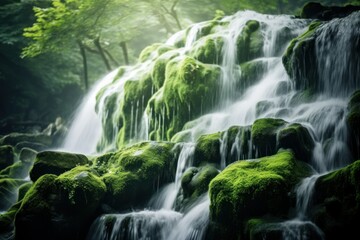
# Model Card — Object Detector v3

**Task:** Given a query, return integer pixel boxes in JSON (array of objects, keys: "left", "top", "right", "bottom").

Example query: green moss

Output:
[
  {"left": 15, "top": 167, "right": 106, "bottom": 240},
  {"left": 19, "top": 147, "right": 37, "bottom": 163},
  {"left": 30, "top": 151, "right": 89, "bottom": 182},
  {"left": 278, "top": 123, "right": 314, "bottom": 162},
  {"left": 251, "top": 118, "right": 287, "bottom": 157},
  {"left": 239, "top": 59, "right": 267, "bottom": 91},
  {"left": 148, "top": 56, "right": 221, "bottom": 141},
  {"left": 209, "top": 150, "right": 313, "bottom": 238},
  {"left": 194, "top": 132, "right": 221, "bottom": 166},
  {"left": 97, "top": 141, "right": 176, "bottom": 210},
  {"left": 282, "top": 21, "right": 322, "bottom": 91},
  {"left": 237, "top": 20, "right": 263, "bottom": 64},
  {"left": 191, "top": 35, "right": 223, "bottom": 64},
  {"left": 138, "top": 43, "right": 174, "bottom": 62},
  {"left": 151, "top": 51, "right": 179, "bottom": 90},
  {"left": 17, "top": 182, "right": 33, "bottom": 202}
]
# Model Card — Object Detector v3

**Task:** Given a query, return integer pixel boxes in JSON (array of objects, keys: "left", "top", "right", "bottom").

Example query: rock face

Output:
[
  {"left": 93, "top": 141, "right": 177, "bottom": 210},
  {"left": 209, "top": 150, "right": 313, "bottom": 239},
  {"left": 347, "top": 90, "right": 360, "bottom": 159},
  {"left": 300, "top": 2, "right": 360, "bottom": 20},
  {"left": 0, "top": 145, "right": 14, "bottom": 170}
]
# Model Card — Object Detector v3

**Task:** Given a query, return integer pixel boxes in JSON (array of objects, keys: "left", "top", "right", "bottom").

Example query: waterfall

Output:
[
  {"left": 87, "top": 143, "right": 209, "bottom": 240},
  {"left": 66, "top": 9, "right": 359, "bottom": 240},
  {"left": 61, "top": 69, "right": 119, "bottom": 154}
]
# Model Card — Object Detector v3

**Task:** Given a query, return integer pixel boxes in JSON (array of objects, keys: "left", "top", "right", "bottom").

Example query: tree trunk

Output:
[
  {"left": 94, "top": 37, "right": 112, "bottom": 71},
  {"left": 78, "top": 41, "right": 89, "bottom": 90},
  {"left": 120, "top": 41, "right": 129, "bottom": 65}
]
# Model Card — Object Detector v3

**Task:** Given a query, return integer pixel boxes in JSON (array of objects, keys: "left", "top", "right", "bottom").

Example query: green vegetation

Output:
[
  {"left": 209, "top": 150, "right": 313, "bottom": 239},
  {"left": 30, "top": 151, "right": 89, "bottom": 181}
]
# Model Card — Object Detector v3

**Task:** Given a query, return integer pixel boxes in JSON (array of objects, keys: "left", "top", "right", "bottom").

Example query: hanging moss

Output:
[
  {"left": 148, "top": 56, "right": 221, "bottom": 141},
  {"left": 191, "top": 35, "right": 224, "bottom": 64}
]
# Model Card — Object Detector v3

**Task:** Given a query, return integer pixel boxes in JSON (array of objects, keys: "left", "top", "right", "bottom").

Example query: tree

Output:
[{"left": 22, "top": 0, "right": 130, "bottom": 89}]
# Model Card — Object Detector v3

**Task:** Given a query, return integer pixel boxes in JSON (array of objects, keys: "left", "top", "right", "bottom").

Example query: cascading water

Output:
[
  {"left": 59, "top": 9, "right": 360, "bottom": 240},
  {"left": 61, "top": 69, "right": 119, "bottom": 154}
]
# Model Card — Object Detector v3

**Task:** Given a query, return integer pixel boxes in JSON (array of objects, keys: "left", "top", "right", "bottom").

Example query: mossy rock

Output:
[
  {"left": 282, "top": 21, "right": 321, "bottom": 92},
  {"left": 17, "top": 182, "right": 33, "bottom": 202},
  {"left": 237, "top": 20, "right": 263, "bottom": 64},
  {"left": 148, "top": 56, "right": 221, "bottom": 141},
  {"left": 194, "top": 132, "right": 221, "bottom": 166},
  {"left": 151, "top": 50, "right": 179, "bottom": 90},
  {"left": 209, "top": 150, "right": 313, "bottom": 239},
  {"left": 117, "top": 73, "right": 154, "bottom": 146},
  {"left": 251, "top": 118, "right": 287, "bottom": 157},
  {"left": 311, "top": 160, "right": 360, "bottom": 240},
  {"left": 177, "top": 164, "right": 219, "bottom": 210},
  {"left": 255, "top": 100, "right": 275, "bottom": 117},
  {"left": 138, "top": 43, "right": 174, "bottom": 63},
  {"left": 239, "top": 59, "right": 267, "bottom": 92},
  {"left": 278, "top": 123, "right": 315, "bottom": 162},
  {"left": 347, "top": 90, "right": 360, "bottom": 159},
  {"left": 0, "top": 178, "right": 26, "bottom": 211},
  {"left": 15, "top": 167, "right": 106, "bottom": 240},
  {"left": 0, "top": 145, "right": 14, "bottom": 170},
  {"left": 191, "top": 35, "right": 224, "bottom": 64},
  {"left": 96, "top": 141, "right": 176, "bottom": 210},
  {"left": 30, "top": 151, "right": 89, "bottom": 182},
  {"left": 0, "top": 133, "right": 52, "bottom": 148}
]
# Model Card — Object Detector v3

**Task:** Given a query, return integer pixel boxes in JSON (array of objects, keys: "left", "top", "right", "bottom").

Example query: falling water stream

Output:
[{"left": 60, "top": 10, "right": 360, "bottom": 240}]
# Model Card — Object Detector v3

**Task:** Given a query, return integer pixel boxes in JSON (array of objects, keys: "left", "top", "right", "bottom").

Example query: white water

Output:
[
  {"left": 62, "top": 10, "right": 359, "bottom": 240},
  {"left": 61, "top": 69, "right": 119, "bottom": 154}
]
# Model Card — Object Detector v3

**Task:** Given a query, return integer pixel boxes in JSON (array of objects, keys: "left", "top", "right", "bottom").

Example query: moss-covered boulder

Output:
[
  {"left": 139, "top": 43, "right": 174, "bottom": 63},
  {"left": 0, "top": 145, "right": 14, "bottom": 170},
  {"left": 282, "top": 21, "right": 321, "bottom": 93},
  {"left": 15, "top": 167, "right": 106, "bottom": 240},
  {"left": 176, "top": 164, "right": 219, "bottom": 210},
  {"left": 278, "top": 123, "right": 315, "bottom": 162},
  {"left": 310, "top": 160, "right": 360, "bottom": 240},
  {"left": 147, "top": 56, "right": 221, "bottom": 141},
  {"left": 347, "top": 90, "right": 360, "bottom": 159},
  {"left": 209, "top": 150, "right": 313, "bottom": 239},
  {"left": 14, "top": 141, "right": 49, "bottom": 152},
  {"left": 191, "top": 35, "right": 224, "bottom": 64},
  {"left": 29, "top": 151, "right": 89, "bottom": 182},
  {"left": 194, "top": 132, "right": 221, "bottom": 166},
  {"left": 251, "top": 118, "right": 287, "bottom": 157},
  {"left": 94, "top": 141, "right": 176, "bottom": 210},
  {"left": 237, "top": 20, "right": 263, "bottom": 64}
]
